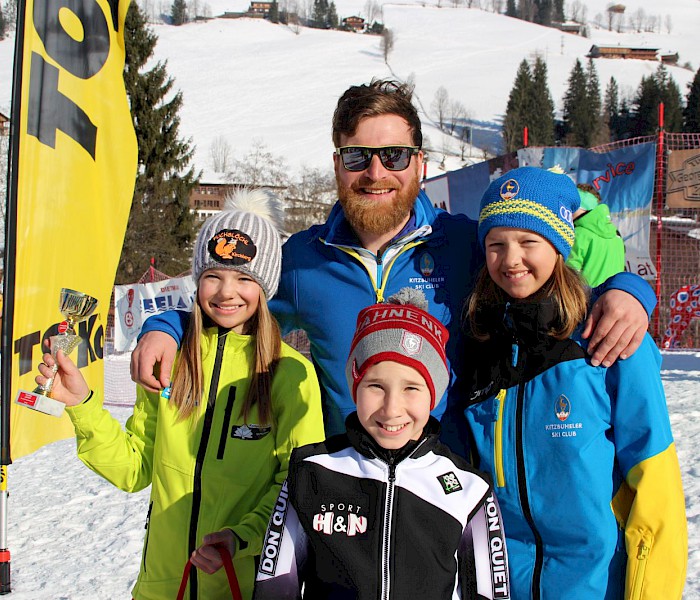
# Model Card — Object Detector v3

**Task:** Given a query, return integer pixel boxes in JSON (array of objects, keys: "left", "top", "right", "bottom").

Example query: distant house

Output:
[
  {"left": 588, "top": 45, "right": 659, "bottom": 61},
  {"left": 0, "top": 111, "right": 9, "bottom": 136},
  {"left": 248, "top": 1, "right": 273, "bottom": 17},
  {"left": 556, "top": 22, "right": 584, "bottom": 35},
  {"left": 660, "top": 51, "right": 679, "bottom": 65},
  {"left": 189, "top": 182, "right": 238, "bottom": 220},
  {"left": 341, "top": 16, "right": 365, "bottom": 32}
]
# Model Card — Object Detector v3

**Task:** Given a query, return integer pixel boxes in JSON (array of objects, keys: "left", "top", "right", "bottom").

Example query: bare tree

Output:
[
  {"left": 631, "top": 7, "right": 645, "bottom": 33},
  {"left": 448, "top": 100, "right": 466, "bottom": 134},
  {"left": 665, "top": 14, "right": 672, "bottom": 34},
  {"left": 286, "top": 167, "right": 336, "bottom": 233},
  {"left": 381, "top": 29, "right": 394, "bottom": 63},
  {"left": 431, "top": 86, "right": 449, "bottom": 131},
  {"left": 210, "top": 136, "right": 232, "bottom": 173},
  {"left": 363, "top": 0, "right": 381, "bottom": 24},
  {"left": 227, "top": 140, "right": 290, "bottom": 188}
]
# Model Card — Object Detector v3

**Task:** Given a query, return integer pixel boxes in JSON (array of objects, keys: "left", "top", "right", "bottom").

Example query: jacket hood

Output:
[{"left": 574, "top": 204, "right": 620, "bottom": 239}]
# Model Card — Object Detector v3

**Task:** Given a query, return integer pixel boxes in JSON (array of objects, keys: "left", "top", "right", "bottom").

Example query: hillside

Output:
[{"left": 0, "top": 0, "right": 698, "bottom": 179}]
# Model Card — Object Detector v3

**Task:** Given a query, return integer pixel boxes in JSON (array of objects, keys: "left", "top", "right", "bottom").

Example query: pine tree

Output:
[
  {"left": 631, "top": 64, "right": 683, "bottom": 136},
  {"left": 604, "top": 77, "right": 624, "bottom": 141},
  {"left": 506, "top": 0, "right": 516, "bottom": 17},
  {"left": 529, "top": 56, "right": 555, "bottom": 146},
  {"left": 683, "top": 66, "right": 700, "bottom": 133},
  {"left": 269, "top": 0, "right": 279, "bottom": 23},
  {"left": 502, "top": 59, "right": 534, "bottom": 152},
  {"left": 561, "top": 59, "right": 590, "bottom": 146},
  {"left": 0, "top": 7, "right": 6, "bottom": 40},
  {"left": 312, "top": 0, "right": 329, "bottom": 28},
  {"left": 327, "top": 1, "right": 338, "bottom": 28},
  {"left": 171, "top": 0, "right": 188, "bottom": 25},
  {"left": 585, "top": 58, "right": 606, "bottom": 145},
  {"left": 117, "top": 4, "right": 199, "bottom": 283}
]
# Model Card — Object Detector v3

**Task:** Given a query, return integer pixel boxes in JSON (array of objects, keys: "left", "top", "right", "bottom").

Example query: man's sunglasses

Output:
[{"left": 335, "top": 145, "right": 420, "bottom": 172}]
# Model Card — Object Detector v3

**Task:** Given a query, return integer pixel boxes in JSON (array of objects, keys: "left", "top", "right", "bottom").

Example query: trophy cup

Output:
[{"left": 15, "top": 288, "right": 99, "bottom": 417}]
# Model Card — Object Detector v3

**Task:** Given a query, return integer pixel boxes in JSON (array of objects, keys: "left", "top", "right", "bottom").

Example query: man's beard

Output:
[{"left": 337, "top": 175, "right": 420, "bottom": 235}]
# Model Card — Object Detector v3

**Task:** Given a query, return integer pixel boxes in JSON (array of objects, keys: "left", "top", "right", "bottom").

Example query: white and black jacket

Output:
[{"left": 254, "top": 414, "right": 510, "bottom": 600}]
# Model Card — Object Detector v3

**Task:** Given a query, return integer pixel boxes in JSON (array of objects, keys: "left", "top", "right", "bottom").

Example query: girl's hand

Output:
[
  {"left": 36, "top": 351, "right": 90, "bottom": 406},
  {"left": 190, "top": 529, "right": 236, "bottom": 574}
]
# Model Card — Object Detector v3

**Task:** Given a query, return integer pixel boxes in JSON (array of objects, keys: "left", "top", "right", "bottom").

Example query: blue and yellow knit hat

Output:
[{"left": 478, "top": 166, "right": 580, "bottom": 259}]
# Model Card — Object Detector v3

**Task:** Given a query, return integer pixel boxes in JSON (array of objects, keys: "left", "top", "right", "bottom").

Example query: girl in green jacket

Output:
[{"left": 35, "top": 189, "right": 325, "bottom": 600}]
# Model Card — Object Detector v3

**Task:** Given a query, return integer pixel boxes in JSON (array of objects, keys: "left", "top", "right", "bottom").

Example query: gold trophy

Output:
[{"left": 15, "top": 288, "right": 99, "bottom": 417}]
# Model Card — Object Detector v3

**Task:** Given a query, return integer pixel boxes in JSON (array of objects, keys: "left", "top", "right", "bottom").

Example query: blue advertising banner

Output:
[{"left": 424, "top": 142, "right": 657, "bottom": 279}]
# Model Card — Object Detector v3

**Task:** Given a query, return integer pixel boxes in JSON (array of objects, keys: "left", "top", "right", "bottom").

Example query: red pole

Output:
[
  {"left": 523, "top": 126, "right": 529, "bottom": 147},
  {"left": 421, "top": 161, "right": 427, "bottom": 189},
  {"left": 150, "top": 257, "right": 156, "bottom": 283},
  {"left": 653, "top": 102, "right": 665, "bottom": 340}
]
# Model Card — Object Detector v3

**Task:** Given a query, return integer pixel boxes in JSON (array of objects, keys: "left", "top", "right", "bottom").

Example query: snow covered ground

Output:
[{"left": 2, "top": 350, "right": 698, "bottom": 598}]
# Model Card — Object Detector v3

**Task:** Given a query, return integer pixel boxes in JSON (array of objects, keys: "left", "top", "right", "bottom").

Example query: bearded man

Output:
[{"left": 131, "top": 79, "right": 655, "bottom": 439}]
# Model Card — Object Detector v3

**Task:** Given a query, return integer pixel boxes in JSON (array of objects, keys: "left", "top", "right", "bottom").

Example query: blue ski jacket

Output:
[
  {"left": 139, "top": 192, "right": 656, "bottom": 438},
  {"left": 460, "top": 301, "right": 687, "bottom": 600}
]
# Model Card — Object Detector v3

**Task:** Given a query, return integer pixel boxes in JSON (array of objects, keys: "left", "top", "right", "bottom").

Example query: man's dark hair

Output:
[{"left": 332, "top": 79, "right": 422, "bottom": 149}]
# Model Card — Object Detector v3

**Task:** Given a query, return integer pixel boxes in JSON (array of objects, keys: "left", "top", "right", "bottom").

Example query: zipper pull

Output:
[
  {"left": 637, "top": 543, "right": 650, "bottom": 560},
  {"left": 388, "top": 456, "right": 396, "bottom": 482}
]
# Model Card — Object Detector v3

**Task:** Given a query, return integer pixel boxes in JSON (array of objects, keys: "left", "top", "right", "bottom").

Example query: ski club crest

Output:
[
  {"left": 500, "top": 178, "right": 519, "bottom": 201},
  {"left": 401, "top": 330, "right": 423, "bottom": 355},
  {"left": 420, "top": 252, "right": 435, "bottom": 277},
  {"left": 555, "top": 394, "right": 571, "bottom": 422}
]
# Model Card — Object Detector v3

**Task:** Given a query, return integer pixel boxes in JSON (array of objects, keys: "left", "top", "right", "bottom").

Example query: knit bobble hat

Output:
[
  {"left": 478, "top": 166, "right": 580, "bottom": 260},
  {"left": 345, "top": 288, "right": 449, "bottom": 410},
  {"left": 192, "top": 188, "right": 285, "bottom": 299}
]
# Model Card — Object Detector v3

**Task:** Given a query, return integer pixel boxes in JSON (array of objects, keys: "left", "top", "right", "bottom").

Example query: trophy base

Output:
[{"left": 15, "top": 391, "right": 66, "bottom": 417}]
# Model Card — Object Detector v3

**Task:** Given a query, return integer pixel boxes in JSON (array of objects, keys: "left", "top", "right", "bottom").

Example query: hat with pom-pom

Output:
[
  {"left": 345, "top": 288, "right": 449, "bottom": 410},
  {"left": 192, "top": 188, "right": 285, "bottom": 299},
  {"left": 478, "top": 166, "right": 580, "bottom": 260}
]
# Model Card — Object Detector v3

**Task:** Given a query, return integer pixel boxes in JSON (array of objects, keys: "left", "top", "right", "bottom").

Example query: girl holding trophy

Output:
[{"left": 34, "top": 189, "right": 325, "bottom": 600}]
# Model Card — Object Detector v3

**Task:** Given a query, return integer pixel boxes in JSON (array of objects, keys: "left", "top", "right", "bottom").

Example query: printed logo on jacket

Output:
[
  {"left": 545, "top": 394, "right": 583, "bottom": 438},
  {"left": 260, "top": 481, "right": 290, "bottom": 575},
  {"left": 313, "top": 500, "right": 367, "bottom": 537}
]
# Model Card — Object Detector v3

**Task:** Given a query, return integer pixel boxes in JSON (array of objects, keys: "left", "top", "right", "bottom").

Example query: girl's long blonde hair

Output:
[
  {"left": 465, "top": 255, "right": 590, "bottom": 341},
  {"left": 168, "top": 288, "right": 281, "bottom": 424}
]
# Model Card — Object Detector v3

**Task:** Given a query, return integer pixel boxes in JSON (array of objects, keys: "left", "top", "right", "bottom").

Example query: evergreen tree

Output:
[
  {"left": 506, "top": 0, "right": 516, "bottom": 17},
  {"left": 585, "top": 57, "right": 606, "bottom": 145},
  {"left": 0, "top": 7, "right": 6, "bottom": 40},
  {"left": 631, "top": 64, "right": 683, "bottom": 136},
  {"left": 327, "top": 1, "right": 338, "bottom": 28},
  {"left": 170, "top": 0, "right": 188, "bottom": 25},
  {"left": 312, "top": 0, "right": 329, "bottom": 27},
  {"left": 529, "top": 56, "right": 555, "bottom": 146},
  {"left": 269, "top": 0, "right": 279, "bottom": 23},
  {"left": 604, "top": 77, "right": 624, "bottom": 141},
  {"left": 552, "top": 0, "right": 564, "bottom": 22},
  {"left": 117, "top": 4, "right": 198, "bottom": 283},
  {"left": 534, "top": 0, "right": 552, "bottom": 26},
  {"left": 561, "top": 59, "right": 591, "bottom": 146},
  {"left": 502, "top": 59, "right": 534, "bottom": 152},
  {"left": 683, "top": 66, "right": 700, "bottom": 133}
]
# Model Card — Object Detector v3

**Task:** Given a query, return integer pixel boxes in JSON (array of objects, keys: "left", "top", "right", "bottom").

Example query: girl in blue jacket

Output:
[{"left": 460, "top": 167, "right": 687, "bottom": 600}]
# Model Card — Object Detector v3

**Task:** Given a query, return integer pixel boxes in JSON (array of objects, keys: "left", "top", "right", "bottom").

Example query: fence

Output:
[{"left": 591, "top": 131, "right": 700, "bottom": 350}]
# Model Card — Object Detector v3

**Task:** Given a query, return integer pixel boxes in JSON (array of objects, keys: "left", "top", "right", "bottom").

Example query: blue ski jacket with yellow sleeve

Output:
[{"left": 461, "top": 301, "right": 687, "bottom": 600}]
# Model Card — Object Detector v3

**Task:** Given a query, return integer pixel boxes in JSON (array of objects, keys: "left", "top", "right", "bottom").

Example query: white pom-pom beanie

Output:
[{"left": 192, "top": 188, "right": 285, "bottom": 299}]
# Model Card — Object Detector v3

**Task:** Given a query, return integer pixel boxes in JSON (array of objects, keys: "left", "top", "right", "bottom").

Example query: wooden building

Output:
[{"left": 588, "top": 45, "right": 659, "bottom": 61}]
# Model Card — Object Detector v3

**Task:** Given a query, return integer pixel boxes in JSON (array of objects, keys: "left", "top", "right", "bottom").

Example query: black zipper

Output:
[
  {"left": 216, "top": 386, "right": 236, "bottom": 460},
  {"left": 141, "top": 501, "right": 153, "bottom": 574},
  {"left": 514, "top": 350, "right": 544, "bottom": 600},
  {"left": 187, "top": 329, "right": 228, "bottom": 600},
  {"left": 381, "top": 456, "right": 396, "bottom": 600}
]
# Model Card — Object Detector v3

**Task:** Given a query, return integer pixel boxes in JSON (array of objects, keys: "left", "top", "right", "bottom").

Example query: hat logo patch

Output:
[
  {"left": 499, "top": 178, "right": 519, "bottom": 200},
  {"left": 208, "top": 229, "right": 257, "bottom": 266},
  {"left": 401, "top": 331, "right": 422, "bottom": 355}
]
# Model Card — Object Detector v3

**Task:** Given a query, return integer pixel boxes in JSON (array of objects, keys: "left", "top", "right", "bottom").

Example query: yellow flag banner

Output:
[{"left": 6, "top": 0, "right": 136, "bottom": 459}]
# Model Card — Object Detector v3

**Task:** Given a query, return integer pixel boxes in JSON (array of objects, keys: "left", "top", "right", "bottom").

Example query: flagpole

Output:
[{"left": 0, "top": 0, "right": 30, "bottom": 591}]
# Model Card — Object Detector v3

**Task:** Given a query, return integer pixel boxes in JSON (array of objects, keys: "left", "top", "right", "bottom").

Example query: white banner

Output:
[{"left": 114, "top": 276, "right": 196, "bottom": 352}]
